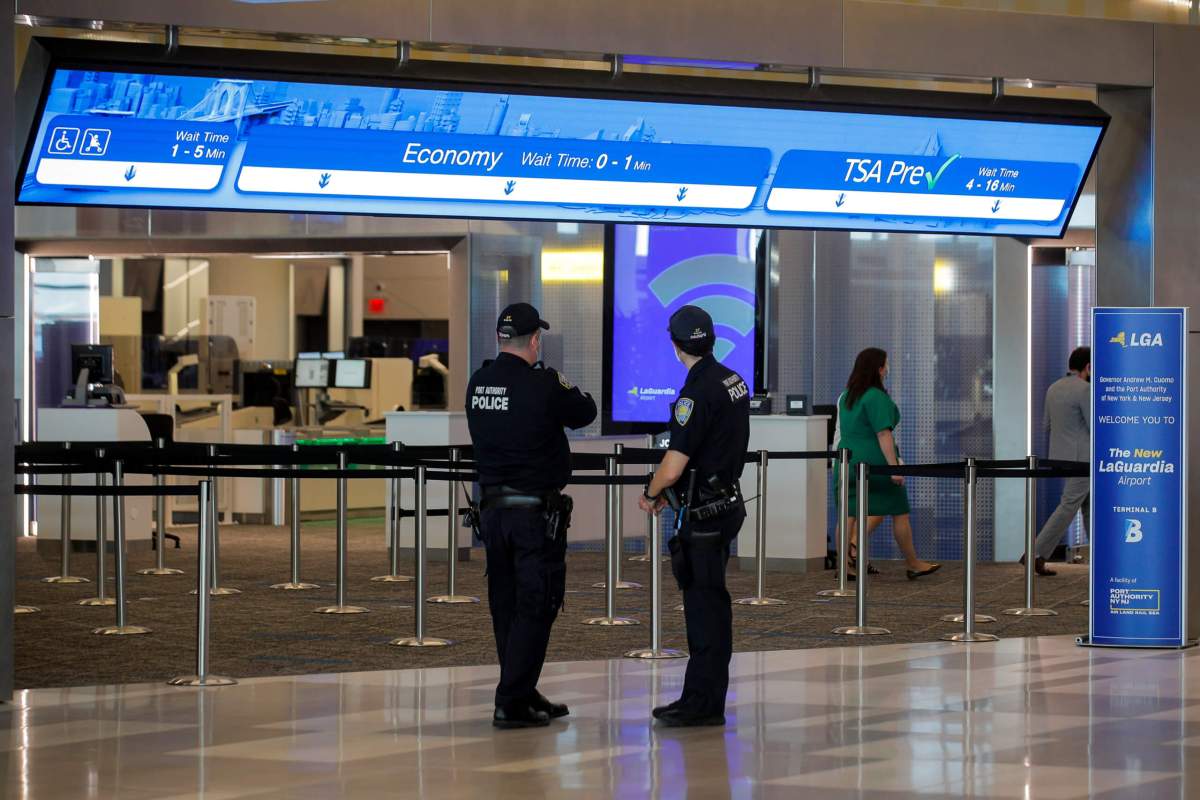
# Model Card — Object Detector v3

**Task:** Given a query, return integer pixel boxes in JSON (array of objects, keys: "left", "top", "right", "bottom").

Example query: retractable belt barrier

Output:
[
  {"left": 846, "top": 457, "right": 1089, "bottom": 643},
  {"left": 15, "top": 440, "right": 1088, "bottom": 667}
]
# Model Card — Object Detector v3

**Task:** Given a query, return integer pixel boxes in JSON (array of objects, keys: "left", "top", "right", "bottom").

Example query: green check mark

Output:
[{"left": 925, "top": 153, "right": 961, "bottom": 190}]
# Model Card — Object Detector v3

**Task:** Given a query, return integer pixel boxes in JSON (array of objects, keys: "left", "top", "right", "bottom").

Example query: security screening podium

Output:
[{"left": 35, "top": 407, "right": 153, "bottom": 553}]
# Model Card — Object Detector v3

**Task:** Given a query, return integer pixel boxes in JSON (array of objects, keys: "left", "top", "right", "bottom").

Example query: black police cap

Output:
[
  {"left": 497, "top": 302, "right": 550, "bottom": 339},
  {"left": 668, "top": 305, "right": 715, "bottom": 353}
]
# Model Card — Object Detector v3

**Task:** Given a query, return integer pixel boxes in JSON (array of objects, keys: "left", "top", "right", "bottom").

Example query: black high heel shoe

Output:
[{"left": 906, "top": 564, "right": 942, "bottom": 581}]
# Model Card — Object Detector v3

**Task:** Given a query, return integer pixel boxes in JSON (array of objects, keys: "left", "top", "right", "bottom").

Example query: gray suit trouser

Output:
[{"left": 1034, "top": 476, "right": 1090, "bottom": 560}]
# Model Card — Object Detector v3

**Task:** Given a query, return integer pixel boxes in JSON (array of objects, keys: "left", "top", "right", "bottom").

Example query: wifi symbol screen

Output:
[{"left": 609, "top": 224, "right": 758, "bottom": 425}]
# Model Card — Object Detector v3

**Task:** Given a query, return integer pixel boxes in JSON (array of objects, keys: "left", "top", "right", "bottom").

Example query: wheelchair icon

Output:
[{"left": 48, "top": 127, "right": 80, "bottom": 155}]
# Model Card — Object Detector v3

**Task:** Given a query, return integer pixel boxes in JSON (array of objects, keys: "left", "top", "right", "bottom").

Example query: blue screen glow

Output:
[
  {"left": 19, "top": 67, "right": 1103, "bottom": 236},
  {"left": 610, "top": 225, "right": 758, "bottom": 425}
]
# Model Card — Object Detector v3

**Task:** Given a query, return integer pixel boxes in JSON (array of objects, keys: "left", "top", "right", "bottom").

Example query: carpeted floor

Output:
[{"left": 13, "top": 521, "right": 1090, "bottom": 690}]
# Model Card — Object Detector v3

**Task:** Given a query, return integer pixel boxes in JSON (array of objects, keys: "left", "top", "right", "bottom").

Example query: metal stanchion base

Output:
[
  {"left": 816, "top": 588, "right": 856, "bottom": 598},
  {"left": 427, "top": 594, "right": 480, "bottom": 604},
  {"left": 313, "top": 605, "right": 369, "bottom": 614},
  {"left": 370, "top": 574, "right": 414, "bottom": 583},
  {"left": 93, "top": 624, "right": 152, "bottom": 635},
  {"left": 168, "top": 674, "right": 238, "bottom": 687},
  {"left": 674, "top": 604, "right": 685, "bottom": 612},
  {"left": 624, "top": 647, "right": 686, "bottom": 659},
  {"left": 627, "top": 554, "right": 671, "bottom": 563},
  {"left": 941, "top": 613, "right": 997, "bottom": 624},
  {"left": 270, "top": 581, "right": 321, "bottom": 590},
  {"left": 137, "top": 567, "right": 184, "bottom": 576},
  {"left": 191, "top": 587, "right": 242, "bottom": 596},
  {"left": 592, "top": 580, "right": 643, "bottom": 589},
  {"left": 1080, "top": 599, "right": 1090, "bottom": 606},
  {"left": 942, "top": 631, "right": 1000, "bottom": 643},
  {"left": 43, "top": 575, "right": 90, "bottom": 584},
  {"left": 734, "top": 596, "right": 788, "bottom": 606},
  {"left": 387, "top": 636, "right": 453, "bottom": 647},
  {"left": 833, "top": 625, "right": 891, "bottom": 636},
  {"left": 78, "top": 597, "right": 117, "bottom": 607},
  {"left": 14, "top": 605, "right": 40, "bottom": 614},
  {"left": 582, "top": 616, "right": 640, "bottom": 626},
  {"left": 1002, "top": 607, "right": 1058, "bottom": 617}
]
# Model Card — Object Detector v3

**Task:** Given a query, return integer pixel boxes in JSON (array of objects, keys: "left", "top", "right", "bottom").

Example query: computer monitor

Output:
[
  {"left": 294, "top": 358, "right": 330, "bottom": 389},
  {"left": 71, "top": 343, "right": 114, "bottom": 385},
  {"left": 332, "top": 358, "right": 371, "bottom": 389}
]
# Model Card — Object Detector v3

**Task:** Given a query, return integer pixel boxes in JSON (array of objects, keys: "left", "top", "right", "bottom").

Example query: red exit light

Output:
[{"left": 368, "top": 297, "right": 386, "bottom": 314}]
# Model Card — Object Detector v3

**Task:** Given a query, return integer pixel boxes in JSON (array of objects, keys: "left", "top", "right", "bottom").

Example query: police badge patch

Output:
[
  {"left": 557, "top": 371, "right": 573, "bottom": 390},
  {"left": 675, "top": 397, "right": 694, "bottom": 426}
]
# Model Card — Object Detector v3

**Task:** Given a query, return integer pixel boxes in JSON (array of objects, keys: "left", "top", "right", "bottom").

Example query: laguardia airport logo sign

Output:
[{"left": 1108, "top": 331, "right": 1164, "bottom": 348}]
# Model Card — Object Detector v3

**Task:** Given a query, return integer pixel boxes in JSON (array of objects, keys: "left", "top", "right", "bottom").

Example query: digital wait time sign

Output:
[{"left": 18, "top": 65, "right": 1105, "bottom": 236}]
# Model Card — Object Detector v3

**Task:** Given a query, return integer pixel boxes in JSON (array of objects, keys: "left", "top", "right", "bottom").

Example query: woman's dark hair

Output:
[{"left": 845, "top": 347, "right": 888, "bottom": 408}]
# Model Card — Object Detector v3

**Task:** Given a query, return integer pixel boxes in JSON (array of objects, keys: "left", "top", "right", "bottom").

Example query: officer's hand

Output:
[
  {"left": 638, "top": 494, "right": 661, "bottom": 514},
  {"left": 891, "top": 475, "right": 905, "bottom": 487}
]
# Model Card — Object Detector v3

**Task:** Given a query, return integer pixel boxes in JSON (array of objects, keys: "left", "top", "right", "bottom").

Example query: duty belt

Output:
[{"left": 480, "top": 485, "right": 556, "bottom": 510}]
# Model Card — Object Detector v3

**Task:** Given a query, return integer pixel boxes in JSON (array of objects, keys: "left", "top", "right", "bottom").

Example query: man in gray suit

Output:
[{"left": 1024, "top": 346, "right": 1091, "bottom": 576}]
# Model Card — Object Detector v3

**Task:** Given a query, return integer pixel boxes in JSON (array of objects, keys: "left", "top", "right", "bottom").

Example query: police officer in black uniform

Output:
[
  {"left": 638, "top": 305, "right": 751, "bottom": 727},
  {"left": 466, "top": 302, "right": 597, "bottom": 729}
]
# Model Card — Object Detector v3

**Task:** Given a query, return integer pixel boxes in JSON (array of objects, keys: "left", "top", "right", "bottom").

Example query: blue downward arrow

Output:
[
  {"left": 318, "top": 173, "right": 331, "bottom": 189},
  {"left": 504, "top": 180, "right": 516, "bottom": 196},
  {"left": 677, "top": 186, "right": 688, "bottom": 202},
  {"left": 835, "top": 193, "right": 846, "bottom": 208},
  {"left": 124, "top": 165, "right": 136, "bottom": 182},
  {"left": 991, "top": 200, "right": 1001, "bottom": 213}
]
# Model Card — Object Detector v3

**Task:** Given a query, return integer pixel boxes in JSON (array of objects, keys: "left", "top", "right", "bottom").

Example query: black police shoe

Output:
[
  {"left": 528, "top": 691, "right": 569, "bottom": 719},
  {"left": 652, "top": 699, "right": 685, "bottom": 719},
  {"left": 493, "top": 703, "right": 551, "bottom": 729},
  {"left": 657, "top": 708, "right": 726, "bottom": 728}
]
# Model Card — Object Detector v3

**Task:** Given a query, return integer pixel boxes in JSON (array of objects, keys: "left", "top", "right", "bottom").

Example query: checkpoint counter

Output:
[
  {"left": 34, "top": 407, "right": 153, "bottom": 554},
  {"left": 385, "top": 411, "right": 830, "bottom": 569}
]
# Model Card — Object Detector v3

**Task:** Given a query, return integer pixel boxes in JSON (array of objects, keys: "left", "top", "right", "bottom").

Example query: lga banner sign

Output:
[
  {"left": 17, "top": 65, "right": 1103, "bottom": 236},
  {"left": 1090, "top": 307, "right": 1189, "bottom": 648}
]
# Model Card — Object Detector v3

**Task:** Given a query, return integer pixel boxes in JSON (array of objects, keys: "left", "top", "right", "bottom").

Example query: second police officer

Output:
[
  {"left": 639, "top": 305, "right": 751, "bottom": 727},
  {"left": 465, "top": 302, "right": 597, "bottom": 729}
]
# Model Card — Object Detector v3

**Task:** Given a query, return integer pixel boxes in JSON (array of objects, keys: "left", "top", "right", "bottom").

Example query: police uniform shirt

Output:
[
  {"left": 668, "top": 355, "right": 752, "bottom": 489},
  {"left": 466, "top": 353, "right": 597, "bottom": 492}
]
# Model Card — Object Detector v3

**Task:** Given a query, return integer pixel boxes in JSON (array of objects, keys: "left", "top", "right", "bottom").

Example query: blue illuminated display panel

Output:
[
  {"left": 607, "top": 225, "right": 758, "bottom": 429},
  {"left": 19, "top": 67, "right": 1103, "bottom": 236}
]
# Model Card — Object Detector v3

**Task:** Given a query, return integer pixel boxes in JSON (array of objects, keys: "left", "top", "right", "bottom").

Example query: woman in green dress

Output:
[{"left": 834, "top": 347, "right": 940, "bottom": 580}]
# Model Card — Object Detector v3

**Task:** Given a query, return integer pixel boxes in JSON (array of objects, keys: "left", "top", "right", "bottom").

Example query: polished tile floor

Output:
[{"left": 2, "top": 635, "right": 1197, "bottom": 798}]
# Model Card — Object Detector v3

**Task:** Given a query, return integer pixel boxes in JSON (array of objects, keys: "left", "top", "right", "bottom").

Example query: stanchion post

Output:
[
  {"left": 169, "top": 480, "right": 236, "bottom": 687},
  {"left": 389, "top": 464, "right": 452, "bottom": 646},
  {"left": 80, "top": 451, "right": 115, "bottom": 607},
  {"left": 315, "top": 450, "right": 369, "bottom": 614},
  {"left": 1004, "top": 455, "right": 1057, "bottom": 617},
  {"left": 818, "top": 448, "right": 855, "bottom": 599},
  {"left": 273, "top": 443, "right": 320, "bottom": 590},
  {"left": 608, "top": 443, "right": 640, "bottom": 587},
  {"left": 585, "top": 456, "right": 639, "bottom": 626},
  {"left": 45, "top": 443, "right": 89, "bottom": 584},
  {"left": 206, "top": 444, "right": 240, "bottom": 596},
  {"left": 625, "top": 504, "right": 685, "bottom": 659},
  {"left": 140, "top": 438, "right": 183, "bottom": 576},
  {"left": 943, "top": 458, "right": 999, "bottom": 643},
  {"left": 94, "top": 461, "right": 151, "bottom": 635},
  {"left": 737, "top": 450, "right": 786, "bottom": 606},
  {"left": 629, "top": 436, "right": 656, "bottom": 562},
  {"left": 373, "top": 441, "right": 413, "bottom": 583},
  {"left": 428, "top": 447, "right": 479, "bottom": 604},
  {"left": 833, "top": 462, "right": 890, "bottom": 636}
]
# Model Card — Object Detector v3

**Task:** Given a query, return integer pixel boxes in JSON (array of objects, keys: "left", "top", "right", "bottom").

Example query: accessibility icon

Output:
[
  {"left": 48, "top": 127, "right": 80, "bottom": 155},
  {"left": 80, "top": 129, "right": 112, "bottom": 157}
]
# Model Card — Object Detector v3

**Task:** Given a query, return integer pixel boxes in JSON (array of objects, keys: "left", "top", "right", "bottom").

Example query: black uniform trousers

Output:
[
  {"left": 676, "top": 511, "right": 744, "bottom": 716},
  {"left": 481, "top": 506, "right": 566, "bottom": 707}
]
